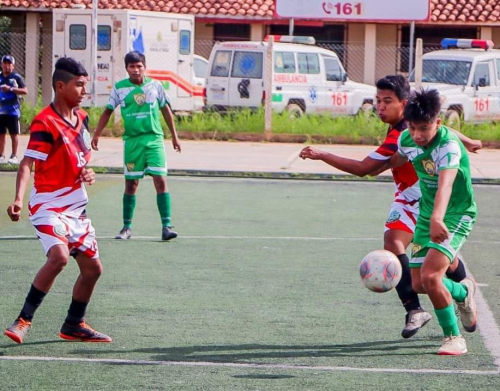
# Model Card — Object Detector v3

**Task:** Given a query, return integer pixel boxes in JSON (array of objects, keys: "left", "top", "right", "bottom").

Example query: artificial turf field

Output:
[{"left": 0, "top": 172, "right": 499, "bottom": 390}]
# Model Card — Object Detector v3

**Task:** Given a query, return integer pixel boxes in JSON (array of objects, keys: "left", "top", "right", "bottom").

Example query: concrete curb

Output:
[{"left": 2, "top": 164, "right": 500, "bottom": 185}]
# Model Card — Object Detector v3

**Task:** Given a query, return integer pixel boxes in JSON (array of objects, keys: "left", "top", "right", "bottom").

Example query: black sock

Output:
[
  {"left": 446, "top": 258, "right": 466, "bottom": 283},
  {"left": 65, "top": 298, "right": 89, "bottom": 326},
  {"left": 395, "top": 254, "right": 421, "bottom": 313},
  {"left": 19, "top": 284, "right": 47, "bottom": 321}
]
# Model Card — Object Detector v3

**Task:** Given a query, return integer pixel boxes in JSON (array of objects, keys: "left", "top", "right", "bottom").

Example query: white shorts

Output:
[
  {"left": 384, "top": 198, "right": 419, "bottom": 234},
  {"left": 30, "top": 211, "right": 99, "bottom": 259}
]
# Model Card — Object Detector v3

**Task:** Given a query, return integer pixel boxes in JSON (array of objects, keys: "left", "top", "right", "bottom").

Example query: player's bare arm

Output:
[
  {"left": 91, "top": 108, "right": 114, "bottom": 151},
  {"left": 449, "top": 128, "right": 482, "bottom": 153},
  {"left": 430, "top": 168, "right": 458, "bottom": 244},
  {"left": 300, "top": 146, "right": 387, "bottom": 177},
  {"left": 0, "top": 84, "right": 28, "bottom": 95},
  {"left": 389, "top": 151, "right": 408, "bottom": 168},
  {"left": 160, "top": 105, "right": 181, "bottom": 153},
  {"left": 7, "top": 156, "right": 35, "bottom": 221}
]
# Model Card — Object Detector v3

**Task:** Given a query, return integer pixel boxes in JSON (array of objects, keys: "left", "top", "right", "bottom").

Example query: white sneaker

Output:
[
  {"left": 0, "top": 155, "right": 7, "bottom": 164},
  {"left": 456, "top": 278, "right": 478, "bottom": 332},
  {"left": 437, "top": 335, "right": 467, "bottom": 356},
  {"left": 7, "top": 155, "right": 19, "bottom": 164}
]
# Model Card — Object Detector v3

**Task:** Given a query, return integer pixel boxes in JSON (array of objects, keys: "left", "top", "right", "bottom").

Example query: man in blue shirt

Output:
[{"left": 0, "top": 55, "right": 28, "bottom": 164}]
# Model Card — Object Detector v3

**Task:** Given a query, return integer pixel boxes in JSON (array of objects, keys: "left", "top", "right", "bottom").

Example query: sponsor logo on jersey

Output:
[
  {"left": 386, "top": 210, "right": 401, "bottom": 223},
  {"left": 134, "top": 93, "right": 146, "bottom": 106},
  {"left": 83, "top": 129, "right": 91, "bottom": 150},
  {"left": 53, "top": 224, "right": 67, "bottom": 237},
  {"left": 422, "top": 159, "right": 436, "bottom": 176},
  {"left": 411, "top": 244, "right": 422, "bottom": 256}
]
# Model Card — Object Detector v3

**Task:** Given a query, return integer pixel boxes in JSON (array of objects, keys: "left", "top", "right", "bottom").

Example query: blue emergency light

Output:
[{"left": 441, "top": 38, "right": 494, "bottom": 50}]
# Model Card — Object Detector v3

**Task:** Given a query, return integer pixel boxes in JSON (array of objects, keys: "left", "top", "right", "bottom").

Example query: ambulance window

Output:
[
  {"left": 324, "top": 58, "right": 342, "bottom": 81},
  {"left": 275, "top": 52, "right": 296, "bottom": 74},
  {"left": 194, "top": 57, "right": 208, "bottom": 78},
  {"left": 473, "top": 63, "right": 490, "bottom": 87},
  {"left": 298, "top": 53, "right": 320, "bottom": 74},
  {"left": 180, "top": 30, "right": 191, "bottom": 55},
  {"left": 232, "top": 51, "right": 263, "bottom": 79},
  {"left": 211, "top": 51, "right": 232, "bottom": 77},
  {"left": 69, "top": 25, "right": 86, "bottom": 50},
  {"left": 496, "top": 60, "right": 500, "bottom": 80},
  {"left": 98, "top": 25, "right": 111, "bottom": 51}
]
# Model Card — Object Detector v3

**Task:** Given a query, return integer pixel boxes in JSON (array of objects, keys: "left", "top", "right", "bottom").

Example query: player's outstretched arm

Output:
[
  {"left": 389, "top": 151, "right": 408, "bottom": 168},
  {"left": 160, "top": 105, "right": 181, "bottom": 153},
  {"left": 91, "top": 108, "right": 114, "bottom": 151},
  {"left": 449, "top": 128, "right": 482, "bottom": 153},
  {"left": 430, "top": 168, "right": 458, "bottom": 243},
  {"left": 299, "top": 146, "right": 387, "bottom": 177},
  {"left": 7, "top": 156, "right": 34, "bottom": 222}
]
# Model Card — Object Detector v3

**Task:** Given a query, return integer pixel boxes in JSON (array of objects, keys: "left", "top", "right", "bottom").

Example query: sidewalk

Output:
[{"left": 4, "top": 135, "right": 500, "bottom": 182}]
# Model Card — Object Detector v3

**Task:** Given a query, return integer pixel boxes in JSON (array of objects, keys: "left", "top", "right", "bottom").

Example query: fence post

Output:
[
  {"left": 264, "top": 36, "right": 274, "bottom": 141},
  {"left": 415, "top": 38, "right": 423, "bottom": 90},
  {"left": 25, "top": 13, "right": 39, "bottom": 106}
]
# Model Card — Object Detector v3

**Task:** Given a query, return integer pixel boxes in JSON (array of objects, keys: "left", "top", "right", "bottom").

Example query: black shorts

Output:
[{"left": 0, "top": 115, "right": 20, "bottom": 135}]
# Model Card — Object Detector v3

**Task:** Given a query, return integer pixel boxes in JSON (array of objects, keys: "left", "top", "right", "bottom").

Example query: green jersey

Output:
[
  {"left": 107, "top": 77, "right": 170, "bottom": 139},
  {"left": 398, "top": 125, "right": 477, "bottom": 219}
]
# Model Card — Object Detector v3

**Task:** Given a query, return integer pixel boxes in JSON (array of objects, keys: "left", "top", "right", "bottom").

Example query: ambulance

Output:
[
  {"left": 52, "top": 8, "right": 204, "bottom": 112},
  {"left": 410, "top": 38, "right": 500, "bottom": 125},
  {"left": 205, "top": 36, "right": 376, "bottom": 116}
]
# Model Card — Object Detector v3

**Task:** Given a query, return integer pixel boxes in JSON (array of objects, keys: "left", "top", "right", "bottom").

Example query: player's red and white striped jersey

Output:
[
  {"left": 368, "top": 120, "right": 421, "bottom": 204},
  {"left": 25, "top": 104, "right": 92, "bottom": 218}
]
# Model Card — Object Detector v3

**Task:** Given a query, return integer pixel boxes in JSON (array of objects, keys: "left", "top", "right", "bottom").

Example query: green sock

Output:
[
  {"left": 435, "top": 304, "right": 461, "bottom": 337},
  {"left": 157, "top": 192, "right": 171, "bottom": 228},
  {"left": 443, "top": 277, "right": 468, "bottom": 302},
  {"left": 123, "top": 194, "right": 136, "bottom": 228}
]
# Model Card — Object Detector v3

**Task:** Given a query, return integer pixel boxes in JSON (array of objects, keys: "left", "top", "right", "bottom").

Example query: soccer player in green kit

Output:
[
  {"left": 391, "top": 89, "right": 477, "bottom": 355},
  {"left": 92, "top": 51, "right": 181, "bottom": 241}
]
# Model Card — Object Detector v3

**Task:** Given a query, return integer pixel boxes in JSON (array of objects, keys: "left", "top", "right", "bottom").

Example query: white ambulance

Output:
[
  {"left": 52, "top": 8, "right": 204, "bottom": 112},
  {"left": 410, "top": 38, "right": 500, "bottom": 125},
  {"left": 205, "top": 36, "right": 376, "bottom": 116}
]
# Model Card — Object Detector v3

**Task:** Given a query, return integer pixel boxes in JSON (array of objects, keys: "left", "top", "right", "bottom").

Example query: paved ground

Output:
[{"left": 4, "top": 135, "right": 500, "bottom": 180}]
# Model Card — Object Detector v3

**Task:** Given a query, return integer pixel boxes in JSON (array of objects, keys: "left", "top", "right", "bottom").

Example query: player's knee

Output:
[
  {"left": 125, "top": 180, "right": 139, "bottom": 193},
  {"left": 47, "top": 253, "right": 69, "bottom": 272},
  {"left": 420, "top": 271, "right": 441, "bottom": 292},
  {"left": 83, "top": 261, "right": 103, "bottom": 282}
]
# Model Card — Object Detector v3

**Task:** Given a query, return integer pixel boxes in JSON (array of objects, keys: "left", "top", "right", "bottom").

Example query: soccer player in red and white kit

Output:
[
  {"left": 4, "top": 58, "right": 111, "bottom": 344},
  {"left": 300, "top": 75, "right": 482, "bottom": 339}
]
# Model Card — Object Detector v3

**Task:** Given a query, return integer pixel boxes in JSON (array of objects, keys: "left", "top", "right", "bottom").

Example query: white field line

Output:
[
  {"left": 1, "top": 235, "right": 500, "bottom": 245},
  {"left": 0, "top": 355, "right": 498, "bottom": 375}
]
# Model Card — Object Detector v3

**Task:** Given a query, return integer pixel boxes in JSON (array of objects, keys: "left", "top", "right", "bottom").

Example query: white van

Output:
[
  {"left": 410, "top": 38, "right": 500, "bottom": 125},
  {"left": 52, "top": 8, "right": 204, "bottom": 112},
  {"left": 205, "top": 36, "right": 376, "bottom": 116}
]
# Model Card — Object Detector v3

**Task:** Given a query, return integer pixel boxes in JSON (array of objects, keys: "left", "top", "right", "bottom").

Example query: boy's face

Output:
[
  {"left": 408, "top": 118, "right": 441, "bottom": 147},
  {"left": 376, "top": 89, "right": 406, "bottom": 125},
  {"left": 126, "top": 61, "right": 145, "bottom": 83},
  {"left": 56, "top": 75, "right": 87, "bottom": 107},
  {"left": 1, "top": 61, "right": 14, "bottom": 74}
]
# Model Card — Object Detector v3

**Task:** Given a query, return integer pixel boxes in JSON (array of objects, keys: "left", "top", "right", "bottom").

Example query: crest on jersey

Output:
[
  {"left": 83, "top": 128, "right": 92, "bottom": 150},
  {"left": 411, "top": 244, "right": 422, "bottom": 256},
  {"left": 422, "top": 159, "right": 436, "bottom": 176},
  {"left": 386, "top": 211, "right": 401, "bottom": 223},
  {"left": 134, "top": 93, "right": 146, "bottom": 106},
  {"left": 126, "top": 163, "right": 135, "bottom": 171},
  {"left": 53, "top": 224, "right": 67, "bottom": 237}
]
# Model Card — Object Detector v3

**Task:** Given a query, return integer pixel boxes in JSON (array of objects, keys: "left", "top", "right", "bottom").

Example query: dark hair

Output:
[
  {"left": 52, "top": 57, "right": 88, "bottom": 90},
  {"left": 376, "top": 75, "right": 411, "bottom": 101},
  {"left": 125, "top": 51, "right": 146, "bottom": 67},
  {"left": 404, "top": 89, "right": 441, "bottom": 124}
]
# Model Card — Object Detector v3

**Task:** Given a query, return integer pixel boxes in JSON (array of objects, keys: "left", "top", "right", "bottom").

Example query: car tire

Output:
[
  {"left": 285, "top": 103, "right": 304, "bottom": 119},
  {"left": 445, "top": 109, "right": 462, "bottom": 129}
]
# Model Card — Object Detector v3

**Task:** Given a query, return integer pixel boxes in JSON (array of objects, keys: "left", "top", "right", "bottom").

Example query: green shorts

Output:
[
  {"left": 410, "top": 214, "right": 475, "bottom": 268},
  {"left": 123, "top": 135, "right": 167, "bottom": 180}
]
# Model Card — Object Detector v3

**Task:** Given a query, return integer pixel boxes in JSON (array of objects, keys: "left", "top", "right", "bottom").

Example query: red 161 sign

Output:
[{"left": 275, "top": 0, "right": 430, "bottom": 22}]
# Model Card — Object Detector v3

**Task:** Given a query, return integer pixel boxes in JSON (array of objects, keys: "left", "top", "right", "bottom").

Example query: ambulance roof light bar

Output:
[
  {"left": 264, "top": 35, "right": 316, "bottom": 45},
  {"left": 441, "top": 38, "right": 495, "bottom": 51}
]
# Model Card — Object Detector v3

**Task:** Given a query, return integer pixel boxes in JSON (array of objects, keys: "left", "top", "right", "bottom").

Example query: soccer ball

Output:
[{"left": 359, "top": 250, "right": 402, "bottom": 293}]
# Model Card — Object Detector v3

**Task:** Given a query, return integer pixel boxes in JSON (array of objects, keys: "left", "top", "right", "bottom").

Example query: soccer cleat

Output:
[
  {"left": 161, "top": 226, "right": 178, "bottom": 241},
  {"left": 401, "top": 309, "right": 432, "bottom": 339},
  {"left": 7, "top": 155, "right": 19, "bottom": 165},
  {"left": 4, "top": 317, "right": 32, "bottom": 344},
  {"left": 456, "top": 278, "right": 478, "bottom": 332},
  {"left": 60, "top": 321, "right": 112, "bottom": 342},
  {"left": 115, "top": 227, "right": 132, "bottom": 240},
  {"left": 437, "top": 335, "right": 468, "bottom": 356},
  {"left": 0, "top": 155, "right": 7, "bottom": 164}
]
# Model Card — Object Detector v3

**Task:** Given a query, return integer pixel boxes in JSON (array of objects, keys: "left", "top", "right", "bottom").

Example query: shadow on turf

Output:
[{"left": 71, "top": 339, "right": 440, "bottom": 362}]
